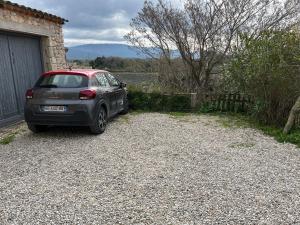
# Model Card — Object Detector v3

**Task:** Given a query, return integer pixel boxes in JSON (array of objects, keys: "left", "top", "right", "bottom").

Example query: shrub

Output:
[
  {"left": 223, "top": 31, "right": 300, "bottom": 126},
  {"left": 198, "top": 102, "right": 217, "bottom": 113},
  {"left": 127, "top": 90, "right": 191, "bottom": 112}
]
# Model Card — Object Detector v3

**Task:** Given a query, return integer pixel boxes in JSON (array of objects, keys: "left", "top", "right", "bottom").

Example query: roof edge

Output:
[
  {"left": 42, "top": 69, "right": 108, "bottom": 77},
  {"left": 0, "top": 0, "right": 68, "bottom": 24}
]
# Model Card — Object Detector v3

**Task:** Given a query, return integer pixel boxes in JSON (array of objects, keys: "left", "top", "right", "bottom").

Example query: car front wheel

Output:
[{"left": 90, "top": 106, "right": 107, "bottom": 134}]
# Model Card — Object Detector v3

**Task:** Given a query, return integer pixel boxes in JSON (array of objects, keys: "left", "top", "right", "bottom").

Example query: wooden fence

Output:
[
  {"left": 199, "top": 93, "right": 300, "bottom": 128},
  {"left": 199, "top": 93, "right": 254, "bottom": 113}
]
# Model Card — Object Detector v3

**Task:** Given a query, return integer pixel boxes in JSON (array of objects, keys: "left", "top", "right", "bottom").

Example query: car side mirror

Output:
[{"left": 120, "top": 82, "right": 127, "bottom": 88}]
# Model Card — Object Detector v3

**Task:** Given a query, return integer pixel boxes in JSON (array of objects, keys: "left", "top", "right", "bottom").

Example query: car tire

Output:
[
  {"left": 120, "top": 97, "right": 129, "bottom": 115},
  {"left": 90, "top": 106, "right": 107, "bottom": 134},
  {"left": 27, "top": 123, "right": 47, "bottom": 133}
]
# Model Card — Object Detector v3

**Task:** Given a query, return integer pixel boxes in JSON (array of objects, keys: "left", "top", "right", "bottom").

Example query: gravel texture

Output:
[{"left": 0, "top": 113, "right": 299, "bottom": 225}]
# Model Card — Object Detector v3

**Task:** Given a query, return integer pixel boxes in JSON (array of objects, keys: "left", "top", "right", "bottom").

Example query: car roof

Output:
[{"left": 42, "top": 69, "right": 108, "bottom": 77}]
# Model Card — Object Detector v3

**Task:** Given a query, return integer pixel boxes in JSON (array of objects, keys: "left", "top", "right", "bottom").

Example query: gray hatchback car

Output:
[{"left": 24, "top": 69, "right": 128, "bottom": 134}]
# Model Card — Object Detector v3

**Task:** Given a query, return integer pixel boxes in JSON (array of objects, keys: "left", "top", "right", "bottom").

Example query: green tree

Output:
[
  {"left": 126, "top": 0, "right": 300, "bottom": 92},
  {"left": 89, "top": 56, "right": 158, "bottom": 73},
  {"left": 224, "top": 31, "right": 300, "bottom": 125}
]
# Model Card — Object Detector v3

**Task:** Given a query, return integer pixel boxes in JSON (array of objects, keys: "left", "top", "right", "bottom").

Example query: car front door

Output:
[
  {"left": 95, "top": 73, "right": 117, "bottom": 116},
  {"left": 105, "top": 73, "right": 124, "bottom": 113}
]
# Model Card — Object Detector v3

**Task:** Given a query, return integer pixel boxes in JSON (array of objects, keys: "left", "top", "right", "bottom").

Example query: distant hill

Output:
[{"left": 66, "top": 44, "right": 146, "bottom": 60}]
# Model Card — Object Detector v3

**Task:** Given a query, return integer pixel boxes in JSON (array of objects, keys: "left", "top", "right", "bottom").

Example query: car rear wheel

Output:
[
  {"left": 90, "top": 106, "right": 107, "bottom": 134},
  {"left": 27, "top": 123, "right": 48, "bottom": 133}
]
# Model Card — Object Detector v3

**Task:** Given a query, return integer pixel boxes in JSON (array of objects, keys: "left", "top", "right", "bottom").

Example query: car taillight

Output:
[
  {"left": 26, "top": 89, "right": 34, "bottom": 99},
  {"left": 79, "top": 89, "right": 96, "bottom": 100}
]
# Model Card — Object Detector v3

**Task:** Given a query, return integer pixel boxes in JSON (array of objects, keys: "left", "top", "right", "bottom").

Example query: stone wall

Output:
[{"left": 0, "top": 6, "right": 67, "bottom": 71}]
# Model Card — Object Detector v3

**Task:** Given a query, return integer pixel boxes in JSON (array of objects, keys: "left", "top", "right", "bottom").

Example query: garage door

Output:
[{"left": 0, "top": 32, "right": 43, "bottom": 126}]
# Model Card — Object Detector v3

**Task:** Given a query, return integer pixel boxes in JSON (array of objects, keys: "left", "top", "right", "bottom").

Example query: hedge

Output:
[{"left": 127, "top": 90, "right": 191, "bottom": 112}]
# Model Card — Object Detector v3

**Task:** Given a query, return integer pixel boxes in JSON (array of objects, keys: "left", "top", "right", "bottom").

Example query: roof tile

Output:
[{"left": 0, "top": 0, "right": 68, "bottom": 24}]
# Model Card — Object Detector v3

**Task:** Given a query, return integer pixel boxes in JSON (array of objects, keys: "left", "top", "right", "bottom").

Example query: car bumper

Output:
[
  {"left": 25, "top": 111, "right": 93, "bottom": 126},
  {"left": 24, "top": 102, "right": 96, "bottom": 126}
]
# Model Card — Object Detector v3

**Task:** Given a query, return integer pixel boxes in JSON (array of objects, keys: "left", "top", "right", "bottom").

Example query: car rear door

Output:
[{"left": 105, "top": 73, "right": 124, "bottom": 113}]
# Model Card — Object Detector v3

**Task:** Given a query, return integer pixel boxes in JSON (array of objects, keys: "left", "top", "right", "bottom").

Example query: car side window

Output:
[
  {"left": 106, "top": 73, "right": 119, "bottom": 86},
  {"left": 96, "top": 73, "right": 110, "bottom": 87},
  {"left": 90, "top": 76, "right": 100, "bottom": 87}
]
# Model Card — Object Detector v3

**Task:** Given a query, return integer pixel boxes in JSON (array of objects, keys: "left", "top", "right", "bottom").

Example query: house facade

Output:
[{"left": 0, "top": 0, "right": 67, "bottom": 126}]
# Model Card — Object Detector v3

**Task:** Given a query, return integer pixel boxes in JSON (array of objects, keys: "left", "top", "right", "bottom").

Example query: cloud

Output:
[
  {"left": 63, "top": 27, "right": 130, "bottom": 46},
  {"left": 12, "top": 0, "right": 145, "bottom": 46}
]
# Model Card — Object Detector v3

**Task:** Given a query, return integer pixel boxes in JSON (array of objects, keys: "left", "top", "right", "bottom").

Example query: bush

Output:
[
  {"left": 128, "top": 90, "right": 191, "bottom": 112},
  {"left": 198, "top": 102, "right": 217, "bottom": 113},
  {"left": 89, "top": 56, "right": 158, "bottom": 73},
  {"left": 223, "top": 31, "right": 300, "bottom": 126}
]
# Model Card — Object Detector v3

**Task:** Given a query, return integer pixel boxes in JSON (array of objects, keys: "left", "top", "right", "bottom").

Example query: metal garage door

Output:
[{"left": 0, "top": 32, "right": 43, "bottom": 126}]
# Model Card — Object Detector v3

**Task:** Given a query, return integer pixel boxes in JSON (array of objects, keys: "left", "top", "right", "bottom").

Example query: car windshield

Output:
[{"left": 36, "top": 74, "right": 88, "bottom": 88}]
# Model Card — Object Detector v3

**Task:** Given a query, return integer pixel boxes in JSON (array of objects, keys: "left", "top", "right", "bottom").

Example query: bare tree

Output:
[{"left": 125, "top": 0, "right": 300, "bottom": 93}]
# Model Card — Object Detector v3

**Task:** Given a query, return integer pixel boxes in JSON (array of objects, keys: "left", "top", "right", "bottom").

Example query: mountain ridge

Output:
[{"left": 66, "top": 43, "right": 146, "bottom": 60}]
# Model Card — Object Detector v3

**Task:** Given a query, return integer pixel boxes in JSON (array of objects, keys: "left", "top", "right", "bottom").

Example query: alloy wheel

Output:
[{"left": 98, "top": 109, "right": 107, "bottom": 130}]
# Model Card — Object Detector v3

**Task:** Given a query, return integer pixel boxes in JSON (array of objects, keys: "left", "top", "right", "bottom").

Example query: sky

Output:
[{"left": 12, "top": 0, "right": 146, "bottom": 47}]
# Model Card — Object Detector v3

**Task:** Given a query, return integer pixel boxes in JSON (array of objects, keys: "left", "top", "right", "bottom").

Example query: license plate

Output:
[{"left": 42, "top": 105, "right": 67, "bottom": 112}]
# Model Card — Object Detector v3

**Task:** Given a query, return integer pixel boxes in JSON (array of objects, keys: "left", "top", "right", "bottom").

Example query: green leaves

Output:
[
  {"left": 224, "top": 30, "right": 300, "bottom": 125},
  {"left": 127, "top": 90, "right": 191, "bottom": 112}
]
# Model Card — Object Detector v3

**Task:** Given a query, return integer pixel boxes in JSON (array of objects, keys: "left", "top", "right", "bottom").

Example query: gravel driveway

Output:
[{"left": 0, "top": 113, "right": 299, "bottom": 225}]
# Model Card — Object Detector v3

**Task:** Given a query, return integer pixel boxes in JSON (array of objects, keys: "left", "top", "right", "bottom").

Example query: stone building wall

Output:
[{"left": 0, "top": 3, "right": 67, "bottom": 71}]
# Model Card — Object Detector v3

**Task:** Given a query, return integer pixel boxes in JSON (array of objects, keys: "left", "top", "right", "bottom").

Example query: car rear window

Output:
[{"left": 36, "top": 74, "right": 88, "bottom": 88}]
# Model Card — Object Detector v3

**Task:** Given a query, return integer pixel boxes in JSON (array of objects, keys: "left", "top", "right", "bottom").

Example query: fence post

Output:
[{"left": 190, "top": 93, "right": 197, "bottom": 108}]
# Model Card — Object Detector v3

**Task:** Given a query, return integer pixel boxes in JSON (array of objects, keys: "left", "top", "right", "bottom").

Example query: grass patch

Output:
[
  {"left": 256, "top": 125, "right": 300, "bottom": 147},
  {"left": 167, "top": 112, "right": 194, "bottom": 122},
  {"left": 0, "top": 134, "right": 16, "bottom": 145},
  {"left": 214, "top": 113, "right": 251, "bottom": 128},
  {"left": 129, "top": 110, "right": 146, "bottom": 115},
  {"left": 208, "top": 112, "right": 300, "bottom": 148},
  {"left": 0, "top": 125, "right": 24, "bottom": 146},
  {"left": 129, "top": 110, "right": 190, "bottom": 118},
  {"left": 118, "top": 115, "right": 130, "bottom": 124},
  {"left": 167, "top": 112, "right": 190, "bottom": 117}
]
